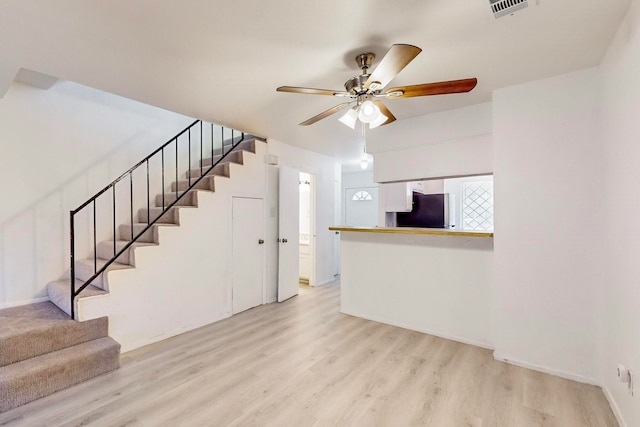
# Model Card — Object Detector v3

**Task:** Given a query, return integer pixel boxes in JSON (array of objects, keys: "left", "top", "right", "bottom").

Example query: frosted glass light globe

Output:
[{"left": 358, "top": 100, "right": 380, "bottom": 123}]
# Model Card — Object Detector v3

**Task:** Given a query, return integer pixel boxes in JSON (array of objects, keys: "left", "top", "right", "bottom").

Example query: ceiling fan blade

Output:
[
  {"left": 373, "top": 101, "right": 396, "bottom": 126},
  {"left": 384, "top": 78, "right": 478, "bottom": 98},
  {"left": 277, "top": 86, "right": 351, "bottom": 97},
  {"left": 299, "top": 102, "right": 352, "bottom": 126},
  {"left": 364, "top": 44, "right": 422, "bottom": 91}
]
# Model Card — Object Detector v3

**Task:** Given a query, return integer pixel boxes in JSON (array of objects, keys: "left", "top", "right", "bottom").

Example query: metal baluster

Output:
[
  {"left": 161, "top": 148, "right": 165, "bottom": 209},
  {"left": 200, "top": 121, "right": 203, "bottom": 176},
  {"left": 130, "top": 172, "right": 134, "bottom": 240},
  {"left": 70, "top": 213, "right": 75, "bottom": 320},
  {"left": 211, "top": 123, "right": 214, "bottom": 163},
  {"left": 146, "top": 159, "right": 150, "bottom": 225},
  {"left": 188, "top": 128, "right": 192, "bottom": 186},
  {"left": 221, "top": 127, "right": 225, "bottom": 156},
  {"left": 112, "top": 186, "right": 116, "bottom": 257},
  {"left": 175, "top": 138, "right": 178, "bottom": 200},
  {"left": 93, "top": 200, "right": 97, "bottom": 274}
]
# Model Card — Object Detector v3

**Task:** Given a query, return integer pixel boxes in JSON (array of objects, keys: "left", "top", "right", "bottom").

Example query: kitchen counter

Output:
[
  {"left": 329, "top": 226, "right": 493, "bottom": 238},
  {"left": 333, "top": 224, "right": 494, "bottom": 349}
]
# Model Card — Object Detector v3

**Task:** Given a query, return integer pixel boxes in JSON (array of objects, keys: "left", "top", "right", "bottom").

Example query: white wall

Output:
[
  {"left": 265, "top": 140, "right": 340, "bottom": 287},
  {"left": 368, "top": 103, "right": 493, "bottom": 183},
  {"left": 0, "top": 81, "right": 192, "bottom": 307},
  {"left": 600, "top": 1, "right": 640, "bottom": 424},
  {"left": 492, "top": 68, "right": 603, "bottom": 383},
  {"left": 367, "top": 102, "right": 493, "bottom": 153}
]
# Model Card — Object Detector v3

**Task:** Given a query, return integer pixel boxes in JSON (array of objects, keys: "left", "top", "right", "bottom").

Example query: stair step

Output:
[
  {"left": 199, "top": 153, "right": 224, "bottom": 168},
  {"left": 153, "top": 191, "right": 197, "bottom": 209},
  {"left": 46, "top": 280, "right": 108, "bottom": 318},
  {"left": 74, "top": 258, "right": 133, "bottom": 291},
  {"left": 137, "top": 206, "right": 178, "bottom": 224},
  {"left": 171, "top": 175, "right": 217, "bottom": 192},
  {"left": 0, "top": 336, "right": 120, "bottom": 413},
  {"left": 198, "top": 140, "right": 256, "bottom": 168},
  {"left": 186, "top": 159, "right": 233, "bottom": 180},
  {"left": 0, "top": 302, "right": 108, "bottom": 367},
  {"left": 96, "top": 240, "right": 157, "bottom": 265},
  {"left": 118, "top": 222, "right": 176, "bottom": 243}
]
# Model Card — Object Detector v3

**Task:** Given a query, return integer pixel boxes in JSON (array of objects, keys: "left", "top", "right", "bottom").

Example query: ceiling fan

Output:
[{"left": 277, "top": 44, "right": 477, "bottom": 129}]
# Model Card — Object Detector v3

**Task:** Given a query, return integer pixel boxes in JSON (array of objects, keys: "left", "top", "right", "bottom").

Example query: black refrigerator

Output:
[{"left": 396, "top": 192, "right": 451, "bottom": 228}]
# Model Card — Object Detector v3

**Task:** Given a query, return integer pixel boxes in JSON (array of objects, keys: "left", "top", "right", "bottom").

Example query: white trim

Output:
[
  {"left": 492, "top": 352, "right": 599, "bottom": 386},
  {"left": 602, "top": 385, "right": 628, "bottom": 427},
  {"left": 121, "top": 312, "right": 231, "bottom": 353},
  {"left": 0, "top": 296, "right": 49, "bottom": 309},
  {"left": 340, "top": 308, "right": 494, "bottom": 350},
  {"left": 314, "top": 277, "right": 338, "bottom": 287}
]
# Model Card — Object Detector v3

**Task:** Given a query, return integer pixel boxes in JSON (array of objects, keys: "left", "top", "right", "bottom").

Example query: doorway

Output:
[
  {"left": 277, "top": 167, "right": 317, "bottom": 302},
  {"left": 298, "top": 172, "right": 316, "bottom": 287}
]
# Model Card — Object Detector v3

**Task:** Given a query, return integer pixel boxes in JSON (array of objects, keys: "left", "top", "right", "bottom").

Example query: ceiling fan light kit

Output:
[
  {"left": 338, "top": 107, "right": 358, "bottom": 129},
  {"left": 276, "top": 43, "right": 478, "bottom": 128},
  {"left": 357, "top": 100, "right": 378, "bottom": 123}
]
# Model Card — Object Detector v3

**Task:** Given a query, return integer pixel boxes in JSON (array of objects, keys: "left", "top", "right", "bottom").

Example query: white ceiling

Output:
[{"left": 0, "top": 0, "right": 631, "bottom": 165}]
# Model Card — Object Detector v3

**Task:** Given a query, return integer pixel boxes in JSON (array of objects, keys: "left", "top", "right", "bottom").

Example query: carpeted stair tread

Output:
[
  {"left": 74, "top": 258, "right": 133, "bottom": 291},
  {"left": 118, "top": 222, "right": 178, "bottom": 243},
  {"left": 172, "top": 175, "right": 219, "bottom": 192},
  {"left": 198, "top": 139, "right": 257, "bottom": 167},
  {"left": 186, "top": 161, "right": 232, "bottom": 180},
  {"left": 96, "top": 240, "right": 158, "bottom": 265},
  {"left": 154, "top": 191, "right": 198, "bottom": 209},
  {"left": 199, "top": 149, "right": 243, "bottom": 167},
  {"left": 0, "top": 337, "right": 120, "bottom": 413},
  {"left": 46, "top": 280, "right": 108, "bottom": 317},
  {"left": 0, "top": 301, "right": 69, "bottom": 321},
  {"left": 0, "top": 309, "right": 108, "bottom": 367},
  {"left": 137, "top": 206, "right": 182, "bottom": 224}
]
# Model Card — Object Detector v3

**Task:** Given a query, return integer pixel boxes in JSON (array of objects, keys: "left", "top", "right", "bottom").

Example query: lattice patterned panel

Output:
[{"left": 461, "top": 182, "right": 494, "bottom": 231}]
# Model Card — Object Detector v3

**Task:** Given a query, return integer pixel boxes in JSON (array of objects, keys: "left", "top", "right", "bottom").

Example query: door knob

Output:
[{"left": 258, "top": 239, "right": 264, "bottom": 244}]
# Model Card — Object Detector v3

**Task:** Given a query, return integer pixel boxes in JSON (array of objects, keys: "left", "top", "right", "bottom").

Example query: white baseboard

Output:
[
  {"left": 314, "top": 277, "right": 338, "bottom": 287},
  {"left": 121, "top": 312, "right": 231, "bottom": 353},
  {"left": 492, "top": 352, "right": 600, "bottom": 386},
  {"left": 0, "top": 296, "right": 49, "bottom": 310},
  {"left": 602, "top": 385, "right": 628, "bottom": 427},
  {"left": 340, "top": 308, "right": 494, "bottom": 350}
]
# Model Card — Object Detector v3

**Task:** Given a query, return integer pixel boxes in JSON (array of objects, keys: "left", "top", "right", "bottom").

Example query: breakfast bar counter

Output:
[{"left": 331, "top": 225, "right": 494, "bottom": 348}]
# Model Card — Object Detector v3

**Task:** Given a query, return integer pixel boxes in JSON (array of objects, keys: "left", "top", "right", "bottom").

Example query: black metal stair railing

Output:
[{"left": 69, "top": 120, "right": 253, "bottom": 319}]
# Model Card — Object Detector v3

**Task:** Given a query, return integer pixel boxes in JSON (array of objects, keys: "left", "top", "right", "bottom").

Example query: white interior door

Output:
[
  {"left": 278, "top": 166, "right": 300, "bottom": 302},
  {"left": 232, "top": 197, "right": 265, "bottom": 314}
]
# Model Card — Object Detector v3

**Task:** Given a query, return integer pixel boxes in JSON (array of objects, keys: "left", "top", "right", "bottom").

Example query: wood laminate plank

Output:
[{"left": 0, "top": 281, "right": 616, "bottom": 427}]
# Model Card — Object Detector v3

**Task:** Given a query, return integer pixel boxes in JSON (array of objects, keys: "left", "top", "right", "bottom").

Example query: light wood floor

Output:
[{"left": 0, "top": 282, "right": 617, "bottom": 426}]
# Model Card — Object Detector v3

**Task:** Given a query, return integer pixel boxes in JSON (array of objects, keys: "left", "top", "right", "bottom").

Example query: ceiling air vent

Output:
[{"left": 489, "top": 0, "right": 529, "bottom": 19}]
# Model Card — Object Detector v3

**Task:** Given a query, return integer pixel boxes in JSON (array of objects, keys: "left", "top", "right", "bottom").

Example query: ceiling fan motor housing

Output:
[{"left": 344, "top": 74, "right": 370, "bottom": 95}]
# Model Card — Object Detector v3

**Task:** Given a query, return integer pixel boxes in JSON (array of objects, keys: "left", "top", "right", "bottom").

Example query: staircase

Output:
[
  {"left": 46, "top": 138, "right": 261, "bottom": 318},
  {"left": 0, "top": 119, "right": 266, "bottom": 413},
  {"left": 0, "top": 302, "right": 120, "bottom": 412}
]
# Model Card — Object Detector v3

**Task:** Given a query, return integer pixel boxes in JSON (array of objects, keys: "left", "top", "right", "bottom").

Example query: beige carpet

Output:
[{"left": 0, "top": 302, "right": 120, "bottom": 412}]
